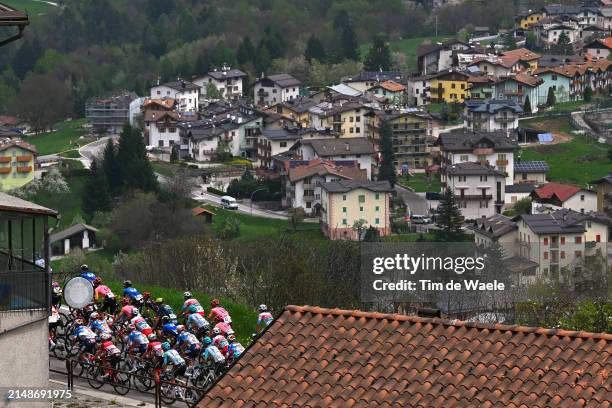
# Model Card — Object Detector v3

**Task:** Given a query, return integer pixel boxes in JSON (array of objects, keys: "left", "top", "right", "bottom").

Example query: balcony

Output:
[
  {"left": 473, "top": 148, "right": 493, "bottom": 155},
  {"left": 0, "top": 157, "right": 10, "bottom": 163},
  {"left": 496, "top": 159, "right": 509, "bottom": 166},
  {"left": 494, "top": 117, "right": 515, "bottom": 124},
  {"left": 502, "top": 89, "right": 523, "bottom": 96},
  {"left": 0, "top": 167, "right": 11, "bottom": 174},
  {"left": 455, "top": 194, "right": 493, "bottom": 200},
  {"left": 16, "top": 155, "right": 32, "bottom": 163},
  {"left": 303, "top": 195, "right": 316, "bottom": 203},
  {"left": 303, "top": 183, "right": 316, "bottom": 189},
  {"left": 16, "top": 166, "right": 32, "bottom": 173}
]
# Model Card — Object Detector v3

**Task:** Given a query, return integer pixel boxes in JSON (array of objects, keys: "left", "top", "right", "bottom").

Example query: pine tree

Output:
[
  {"left": 237, "top": 37, "right": 256, "bottom": 65},
  {"left": 525, "top": 32, "right": 537, "bottom": 51},
  {"left": 255, "top": 44, "right": 272, "bottom": 74},
  {"left": 364, "top": 34, "right": 392, "bottom": 71},
  {"left": 552, "top": 31, "right": 572, "bottom": 55},
  {"left": 340, "top": 25, "right": 359, "bottom": 61},
  {"left": 584, "top": 86, "right": 593, "bottom": 102},
  {"left": 117, "top": 123, "right": 158, "bottom": 193},
  {"left": 305, "top": 35, "right": 326, "bottom": 62},
  {"left": 82, "top": 160, "right": 113, "bottom": 215},
  {"left": 546, "top": 87, "right": 556, "bottom": 107},
  {"left": 505, "top": 35, "right": 517, "bottom": 51},
  {"left": 102, "top": 138, "right": 121, "bottom": 196},
  {"left": 523, "top": 95, "right": 532, "bottom": 114},
  {"left": 435, "top": 187, "right": 464, "bottom": 241},
  {"left": 160, "top": 57, "right": 175, "bottom": 82},
  {"left": 377, "top": 121, "right": 397, "bottom": 187}
]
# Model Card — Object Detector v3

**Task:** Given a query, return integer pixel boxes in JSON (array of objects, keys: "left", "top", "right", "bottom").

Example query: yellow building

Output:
[
  {"left": 270, "top": 97, "right": 315, "bottom": 127},
  {"left": 0, "top": 141, "right": 37, "bottom": 191},
  {"left": 429, "top": 70, "right": 470, "bottom": 103},
  {"left": 320, "top": 180, "right": 392, "bottom": 240},
  {"left": 590, "top": 174, "right": 612, "bottom": 214},
  {"left": 310, "top": 102, "right": 370, "bottom": 138},
  {"left": 517, "top": 11, "right": 543, "bottom": 29}
]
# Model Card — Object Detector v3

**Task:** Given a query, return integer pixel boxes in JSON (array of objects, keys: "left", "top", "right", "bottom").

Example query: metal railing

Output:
[{"left": 0, "top": 270, "right": 47, "bottom": 312}]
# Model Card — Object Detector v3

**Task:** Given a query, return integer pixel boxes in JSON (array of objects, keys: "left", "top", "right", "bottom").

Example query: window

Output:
[
  {"left": 168, "top": 127, "right": 176, "bottom": 133},
  {"left": 358, "top": 195, "right": 365, "bottom": 203},
  {"left": 343, "top": 195, "right": 347, "bottom": 201},
  {"left": 460, "top": 154, "right": 469, "bottom": 162},
  {"left": 360, "top": 206, "right": 364, "bottom": 212},
  {"left": 356, "top": 116, "right": 361, "bottom": 122},
  {"left": 575, "top": 250, "right": 582, "bottom": 258},
  {"left": 479, "top": 201, "right": 489, "bottom": 208},
  {"left": 498, "top": 154, "right": 506, "bottom": 161},
  {"left": 575, "top": 237, "right": 582, "bottom": 244},
  {"left": 272, "top": 89, "right": 277, "bottom": 93},
  {"left": 544, "top": 251, "right": 549, "bottom": 260},
  {"left": 460, "top": 83, "right": 465, "bottom": 89},
  {"left": 158, "top": 140, "right": 164, "bottom": 147},
  {"left": 498, "top": 166, "right": 506, "bottom": 174},
  {"left": 375, "top": 206, "right": 380, "bottom": 212},
  {"left": 375, "top": 194, "right": 380, "bottom": 200},
  {"left": 596, "top": 234, "right": 601, "bottom": 242},
  {"left": 451, "top": 83, "right": 456, "bottom": 89},
  {"left": 552, "top": 74, "right": 557, "bottom": 80},
  {"left": 580, "top": 194, "right": 585, "bottom": 201},
  {"left": 458, "top": 176, "right": 467, "bottom": 182},
  {"left": 349, "top": 117, "right": 354, "bottom": 122},
  {"left": 306, "top": 202, "right": 311, "bottom": 209},
  {"left": 280, "top": 142, "right": 287, "bottom": 148},
  {"left": 459, "top": 201, "right": 467, "bottom": 208},
  {"left": 355, "top": 127, "right": 360, "bottom": 133},
  {"left": 544, "top": 237, "right": 549, "bottom": 245},
  {"left": 342, "top": 207, "right": 347, "bottom": 213},
  {"left": 375, "top": 218, "right": 380, "bottom": 225},
  {"left": 342, "top": 219, "right": 347, "bottom": 225},
  {"left": 480, "top": 175, "right": 488, "bottom": 182},
  {"left": 561, "top": 251, "right": 565, "bottom": 259},
  {"left": 561, "top": 237, "right": 565, "bottom": 245},
  {"left": 349, "top": 128, "right": 354, "bottom": 133},
  {"left": 159, "top": 128, "right": 166, "bottom": 133}
]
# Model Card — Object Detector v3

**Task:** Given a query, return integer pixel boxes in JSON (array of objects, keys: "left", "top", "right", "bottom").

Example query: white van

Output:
[
  {"left": 221, "top": 196, "right": 239, "bottom": 210},
  {"left": 411, "top": 214, "right": 431, "bottom": 224}
]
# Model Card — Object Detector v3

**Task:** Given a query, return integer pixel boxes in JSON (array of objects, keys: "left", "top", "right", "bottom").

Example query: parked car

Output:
[
  {"left": 411, "top": 214, "right": 432, "bottom": 224},
  {"left": 221, "top": 196, "right": 239, "bottom": 210}
]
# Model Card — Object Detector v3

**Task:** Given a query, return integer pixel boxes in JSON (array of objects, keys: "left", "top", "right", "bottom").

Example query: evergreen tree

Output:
[
  {"left": 237, "top": 37, "right": 256, "bottom": 65},
  {"left": 170, "top": 145, "right": 179, "bottom": 163},
  {"left": 255, "top": 44, "right": 272, "bottom": 74},
  {"left": 364, "top": 34, "right": 392, "bottom": 71},
  {"left": 160, "top": 57, "right": 175, "bottom": 82},
  {"left": 102, "top": 138, "right": 121, "bottom": 196},
  {"left": 340, "top": 25, "right": 359, "bottom": 61},
  {"left": 13, "top": 36, "right": 44, "bottom": 79},
  {"left": 435, "top": 187, "right": 464, "bottom": 241},
  {"left": 552, "top": 31, "right": 572, "bottom": 55},
  {"left": 505, "top": 35, "right": 517, "bottom": 51},
  {"left": 377, "top": 121, "right": 397, "bottom": 187},
  {"left": 525, "top": 32, "right": 537, "bottom": 51},
  {"left": 82, "top": 160, "right": 113, "bottom": 215},
  {"left": 195, "top": 50, "right": 211, "bottom": 75},
  {"left": 546, "top": 87, "right": 556, "bottom": 106},
  {"left": 523, "top": 95, "right": 532, "bottom": 114},
  {"left": 305, "top": 35, "right": 326, "bottom": 62},
  {"left": 584, "top": 86, "right": 593, "bottom": 102},
  {"left": 116, "top": 123, "right": 158, "bottom": 193}
]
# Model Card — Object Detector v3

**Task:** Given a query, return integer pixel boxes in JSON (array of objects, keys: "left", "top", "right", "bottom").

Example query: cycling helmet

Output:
[
  {"left": 52, "top": 282, "right": 62, "bottom": 294},
  {"left": 161, "top": 316, "right": 170, "bottom": 322},
  {"left": 226, "top": 328, "right": 235, "bottom": 336},
  {"left": 258, "top": 304, "right": 267, "bottom": 312},
  {"left": 92, "top": 277, "right": 102, "bottom": 286},
  {"left": 148, "top": 333, "right": 157, "bottom": 341},
  {"left": 203, "top": 337, "right": 212, "bottom": 345},
  {"left": 183, "top": 291, "right": 192, "bottom": 300},
  {"left": 212, "top": 327, "right": 221, "bottom": 336},
  {"left": 143, "top": 291, "right": 151, "bottom": 299},
  {"left": 123, "top": 280, "right": 132, "bottom": 288},
  {"left": 132, "top": 309, "right": 140, "bottom": 316},
  {"left": 89, "top": 312, "right": 99, "bottom": 320},
  {"left": 155, "top": 298, "right": 164, "bottom": 304},
  {"left": 162, "top": 342, "right": 171, "bottom": 351},
  {"left": 120, "top": 297, "right": 129, "bottom": 306},
  {"left": 188, "top": 305, "right": 198, "bottom": 313},
  {"left": 210, "top": 299, "right": 219, "bottom": 308},
  {"left": 75, "top": 319, "right": 84, "bottom": 326},
  {"left": 176, "top": 325, "right": 185, "bottom": 333},
  {"left": 100, "top": 333, "right": 112, "bottom": 341},
  {"left": 81, "top": 264, "right": 89, "bottom": 272},
  {"left": 227, "top": 334, "right": 236, "bottom": 342}
]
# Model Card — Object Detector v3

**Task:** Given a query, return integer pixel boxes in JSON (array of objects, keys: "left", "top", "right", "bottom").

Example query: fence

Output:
[
  {"left": 49, "top": 355, "right": 207, "bottom": 408},
  {"left": 0, "top": 270, "right": 47, "bottom": 312}
]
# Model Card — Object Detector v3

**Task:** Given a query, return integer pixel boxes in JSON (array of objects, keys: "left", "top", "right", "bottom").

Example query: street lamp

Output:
[{"left": 250, "top": 187, "right": 268, "bottom": 215}]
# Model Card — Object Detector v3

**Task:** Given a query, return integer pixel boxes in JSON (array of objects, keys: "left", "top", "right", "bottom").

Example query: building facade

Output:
[
  {"left": 253, "top": 74, "right": 301, "bottom": 107},
  {"left": 150, "top": 81, "right": 200, "bottom": 112},
  {"left": 85, "top": 92, "right": 138, "bottom": 133}
]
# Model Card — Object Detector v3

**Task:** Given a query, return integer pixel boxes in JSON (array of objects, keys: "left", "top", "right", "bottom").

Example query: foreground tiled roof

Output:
[
  {"left": 532, "top": 181, "right": 583, "bottom": 202},
  {"left": 198, "top": 305, "right": 612, "bottom": 407}
]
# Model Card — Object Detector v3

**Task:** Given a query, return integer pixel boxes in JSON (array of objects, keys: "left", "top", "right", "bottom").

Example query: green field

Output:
[
  {"left": 27, "top": 119, "right": 88, "bottom": 155},
  {"left": 1, "top": 0, "right": 55, "bottom": 16},
  {"left": 399, "top": 173, "right": 441, "bottom": 193},
  {"left": 360, "top": 36, "right": 447, "bottom": 70}
]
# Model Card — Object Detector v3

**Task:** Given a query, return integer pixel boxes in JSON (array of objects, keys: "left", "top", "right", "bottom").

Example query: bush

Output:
[
  {"left": 207, "top": 186, "right": 225, "bottom": 195},
  {"left": 218, "top": 217, "right": 240, "bottom": 240}
]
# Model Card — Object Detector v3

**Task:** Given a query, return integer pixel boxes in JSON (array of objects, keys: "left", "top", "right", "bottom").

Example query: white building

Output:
[
  {"left": 290, "top": 138, "right": 375, "bottom": 179},
  {"left": 530, "top": 182, "right": 598, "bottom": 214},
  {"left": 416, "top": 39, "right": 470, "bottom": 75},
  {"left": 193, "top": 65, "right": 247, "bottom": 100},
  {"left": 341, "top": 71, "right": 406, "bottom": 93},
  {"left": 253, "top": 74, "right": 301, "bottom": 107},
  {"left": 443, "top": 162, "right": 506, "bottom": 220},
  {"left": 463, "top": 100, "right": 523, "bottom": 132},
  {"left": 492, "top": 73, "right": 542, "bottom": 114},
  {"left": 406, "top": 75, "right": 432, "bottom": 106},
  {"left": 144, "top": 110, "right": 198, "bottom": 155},
  {"left": 150, "top": 80, "right": 201, "bottom": 112}
]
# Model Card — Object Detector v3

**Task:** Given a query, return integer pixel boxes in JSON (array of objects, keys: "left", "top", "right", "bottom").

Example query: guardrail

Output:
[{"left": 50, "top": 355, "right": 209, "bottom": 408}]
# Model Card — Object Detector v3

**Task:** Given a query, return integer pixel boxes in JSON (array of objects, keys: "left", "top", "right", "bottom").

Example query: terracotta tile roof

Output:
[
  {"left": 191, "top": 207, "right": 215, "bottom": 216},
  {"left": 142, "top": 98, "right": 176, "bottom": 110},
  {"left": 288, "top": 158, "right": 367, "bottom": 182},
  {"left": 143, "top": 110, "right": 197, "bottom": 123},
  {"left": 199, "top": 305, "right": 612, "bottom": 407},
  {"left": 500, "top": 48, "right": 541, "bottom": 68},
  {"left": 0, "top": 139, "right": 36, "bottom": 154},
  {"left": 375, "top": 80, "right": 406, "bottom": 92},
  {"left": 497, "top": 73, "right": 543, "bottom": 87},
  {"left": 532, "top": 182, "right": 582, "bottom": 202}
]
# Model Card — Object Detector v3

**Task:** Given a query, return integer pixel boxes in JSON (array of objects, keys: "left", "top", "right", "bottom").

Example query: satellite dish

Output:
[{"left": 63, "top": 277, "right": 94, "bottom": 309}]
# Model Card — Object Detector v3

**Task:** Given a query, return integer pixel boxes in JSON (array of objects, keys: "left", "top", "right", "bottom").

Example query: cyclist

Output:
[
  {"left": 131, "top": 310, "right": 156, "bottom": 340},
  {"left": 152, "top": 298, "right": 178, "bottom": 329},
  {"left": 181, "top": 292, "right": 204, "bottom": 317},
  {"left": 161, "top": 342, "right": 187, "bottom": 379},
  {"left": 208, "top": 299, "right": 232, "bottom": 325},
  {"left": 122, "top": 280, "right": 144, "bottom": 308},
  {"left": 98, "top": 333, "right": 121, "bottom": 368},
  {"left": 48, "top": 303, "right": 61, "bottom": 350},
  {"left": 257, "top": 304, "right": 274, "bottom": 332},
  {"left": 93, "top": 278, "right": 117, "bottom": 315},
  {"left": 160, "top": 317, "right": 179, "bottom": 343},
  {"left": 186, "top": 304, "right": 210, "bottom": 339},
  {"left": 80, "top": 265, "right": 97, "bottom": 282},
  {"left": 227, "top": 334, "right": 245, "bottom": 362},
  {"left": 211, "top": 327, "right": 229, "bottom": 356},
  {"left": 144, "top": 339, "right": 165, "bottom": 367},
  {"left": 213, "top": 317, "right": 232, "bottom": 337},
  {"left": 89, "top": 312, "right": 113, "bottom": 339},
  {"left": 126, "top": 325, "right": 150, "bottom": 356},
  {"left": 201, "top": 337, "right": 225, "bottom": 373},
  {"left": 51, "top": 281, "right": 62, "bottom": 308},
  {"left": 72, "top": 319, "right": 97, "bottom": 363},
  {"left": 176, "top": 325, "right": 202, "bottom": 360},
  {"left": 115, "top": 298, "right": 138, "bottom": 325}
]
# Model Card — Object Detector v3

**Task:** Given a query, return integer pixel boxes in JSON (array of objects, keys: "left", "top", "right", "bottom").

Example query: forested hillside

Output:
[{"left": 0, "top": 0, "right": 548, "bottom": 121}]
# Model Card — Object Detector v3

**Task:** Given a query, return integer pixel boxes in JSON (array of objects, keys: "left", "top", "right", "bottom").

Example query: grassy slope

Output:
[
  {"left": 2, "top": 0, "right": 53, "bottom": 15},
  {"left": 399, "top": 173, "right": 442, "bottom": 193},
  {"left": 360, "top": 36, "right": 447, "bottom": 71},
  {"left": 27, "top": 119, "right": 88, "bottom": 155}
]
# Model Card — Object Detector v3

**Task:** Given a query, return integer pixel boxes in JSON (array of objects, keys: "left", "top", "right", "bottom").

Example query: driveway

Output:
[{"left": 395, "top": 184, "right": 429, "bottom": 215}]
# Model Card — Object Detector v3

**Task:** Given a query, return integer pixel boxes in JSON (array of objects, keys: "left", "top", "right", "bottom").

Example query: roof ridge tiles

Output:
[{"left": 284, "top": 305, "right": 612, "bottom": 341}]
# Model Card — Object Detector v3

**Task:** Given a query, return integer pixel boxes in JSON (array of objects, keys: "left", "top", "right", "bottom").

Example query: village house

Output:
[
  {"left": 280, "top": 159, "right": 367, "bottom": 216},
  {"left": 516, "top": 9, "right": 544, "bottom": 29},
  {"left": 320, "top": 180, "right": 392, "bottom": 240},
  {"left": 310, "top": 84, "right": 363, "bottom": 104},
  {"left": 144, "top": 110, "right": 198, "bottom": 153},
  {"left": 468, "top": 214, "right": 518, "bottom": 248},
  {"left": 416, "top": 39, "right": 470, "bottom": 75},
  {"left": 580, "top": 24, "right": 606, "bottom": 40},
  {"left": 467, "top": 58, "right": 512, "bottom": 77},
  {"left": 289, "top": 138, "right": 375, "bottom": 179},
  {"left": 499, "top": 48, "right": 541, "bottom": 73},
  {"left": 406, "top": 75, "right": 432, "bottom": 106},
  {"left": 253, "top": 73, "right": 301, "bottom": 107},
  {"left": 150, "top": 80, "right": 200, "bottom": 112},
  {"left": 530, "top": 182, "right": 598, "bottom": 214},
  {"left": 0, "top": 140, "right": 36, "bottom": 191},
  {"left": 533, "top": 67, "right": 573, "bottom": 104},
  {"left": 50, "top": 223, "right": 99, "bottom": 256},
  {"left": 466, "top": 75, "right": 496, "bottom": 100},
  {"left": 367, "top": 80, "right": 406, "bottom": 106},
  {"left": 464, "top": 100, "right": 523, "bottom": 132},
  {"left": 505, "top": 183, "right": 537, "bottom": 208},
  {"left": 341, "top": 71, "right": 405, "bottom": 93},
  {"left": 514, "top": 160, "right": 549, "bottom": 184},
  {"left": 270, "top": 97, "right": 317, "bottom": 127},
  {"left": 534, "top": 16, "right": 581, "bottom": 48},
  {"left": 308, "top": 101, "right": 370, "bottom": 138},
  {"left": 583, "top": 37, "right": 612, "bottom": 60},
  {"left": 443, "top": 162, "right": 506, "bottom": 220},
  {"left": 493, "top": 73, "right": 542, "bottom": 114},
  {"left": 436, "top": 130, "right": 519, "bottom": 185},
  {"left": 141, "top": 98, "right": 176, "bottom": 113},
  {"left": 428, "top": 69, "right": 471, "bottom": 103},
  {"left": 538, "top": 54, "right": 588, "bottom": 68},
  {"left": 257, "top": 127, "right": 335, "bottom": 169},
  {"left": 192, "top": 64, "right": 246, "bottom": 100},
  {"left": 590, "top": 173, "right": 612, "bottom": 214}
]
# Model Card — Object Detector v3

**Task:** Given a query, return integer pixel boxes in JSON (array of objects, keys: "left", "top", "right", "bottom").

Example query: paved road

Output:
[
  {"left": 191, "top": 188, "right": 290, "bottom": 220},
  {"left": 395, "top": 185, "right": 429, "bottom": 215},
  {"left": 78, "top": 135, "right": 117, "bottom": 166}
]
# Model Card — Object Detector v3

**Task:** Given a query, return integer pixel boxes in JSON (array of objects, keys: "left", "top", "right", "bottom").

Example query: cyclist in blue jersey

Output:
[
  {"left": 186, "top": 304, "right": 210, "bottom": 339},
  {"left": 122, "top": 280, "right": 144, "bottom": 308},
  {"left": 80, "top": 265, "right": 97, "bottom": 282},
  {"left": 227, "top": 334, "right": 245, "bottom": 362},
  {"left": 175, "top": 325, "right": 202, "bottom": 359},
  {"left": 162, "top": 342, "right": 187, "bottom": 378},
  {"left": 126, "top": 325, "right": 150, "bottom": 356}
]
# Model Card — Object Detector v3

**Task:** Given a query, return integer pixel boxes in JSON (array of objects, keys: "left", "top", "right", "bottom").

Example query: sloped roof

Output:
[
  {"left": 156, "top": 80, "right": 200, "bottom": 92},
  {"left": 142, "top": 98, "right": 176, "bottom": 110},
  {"left": 0, "top": 2, "right": 27, "bottom": 26},
  {"left": 288, "top": 159, "right": 367, "bottom": 183},
  {"left": 500, "top": 48, "right": 541, "bottom": 66},
  {"left": 0, "top": 192, "right": 57, "bottom": 216},
  {"left": 191, "top": 207, "right": 216, "bottom": 217},
  {"left": 258, "top": 73, "right": 301, "bottom": 88},
  {"left": 531, "top": 182, "right": 586, "bottom": 202},
  {"left": 436, "top": 131, "right": 519, "bottom": 152},
  {"left": 277, "top": 97, "right": 318, "bottom": 114},
  {"left": 444, "top": 162, "right": 506, "bottom": 177},
  {"left": 144, "top": 110, "right": 198, "bottom": 123},
  {"left": 514, "top": 161, "right": 549, "bottom": 174},
  {"left": 320, "top": 179, "right": 392, "bottom": 193},
  {"left": 198, "top": 305, "right": 612, "bottom": 407},
  {"left": 497, "top": 73, "right": 543, "bottom": 88},
  {"left": 464, "top": 99, "right": 523, "bottom": 114},
  {"left": 590, "top": 173, "right": 612, "bottom": 185},
  {"left": 207, "top": 68, "right": 246, "bottom": 80},
  {"left": 297, "top": 138, "right": 375, "bottom": 157},
  {"left": 468, "top": 214, "right": 517, "bottom": 238},
  {"left": 506, "top": 183, "right": 537, "bottom": 193},
  {"left": 50, "top": 223, "right": 99, "bottom": 243},
  {"left": 328, "top": 84, "right": 362, "bottom": 97},
  {"left": 0, "top": 140, "right": 36, "bottom": 154},
  {"left": 371, "top": 80, "right": 406, "bottom": 92}
]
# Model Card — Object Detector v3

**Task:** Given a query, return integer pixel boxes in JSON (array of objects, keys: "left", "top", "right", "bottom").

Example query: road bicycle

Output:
[{"left": 86, "top": 355, "right": 131, "bottom": 395}]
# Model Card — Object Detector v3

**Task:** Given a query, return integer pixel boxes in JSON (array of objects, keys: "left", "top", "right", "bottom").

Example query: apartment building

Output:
[
  {"left": 271, "top": 97, "right": 317, "bottom": 127},
  {"left": 464, "top": 100, "right": 523, "bottom": 132},
  {"left": 530, "top": 182, "right": 598, "bottom": 214},
  {"left": 144, "top": 110, "right": 198, "bottom": 152},
  {"left": 428, "top": 70, "right": 471, "bottom": 104},
  {"left": 493, "top": 73, "right": 542, "bottom": 114},
  {"left": 150, "top": 80, "right": 200, "bottom": 112},
  {"left": 320, "top": 180, "right": 392, "bottom": 240},
  {"left": 253, "top": 74, "right": 301, "bottom": 107},
  {"left": 443, "top": 162, "right": 506, "bottom": 220},
  {"left": 85, "top": 91, "right": 138, "bottom": 133},
  {"left": 0, "top": 140, "right": 36, "bottom": 191},
  {"left": 309, "top": 101, "right": 369, "bottom": 138},
  {"left": 416, "top": 39, "right": 470, "bottom": 76},
  {"left": 533, "top": 67, "right": 572, "bottom": 104},
  {"left": 193, "top": 64, "right": 246, "bottom": 100},
  {"left": 436, "top": 130, "right": 519, "bottom": 185}
]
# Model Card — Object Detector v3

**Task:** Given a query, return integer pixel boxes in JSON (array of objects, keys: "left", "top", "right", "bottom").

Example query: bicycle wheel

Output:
[
  {"left": 86, "top": 366, "right": 105, "bottom": 389},
  {"left": 112, "top": 371, "right": 131, "bottom": 395},
  {"left": 185, "top": 389, "right": 202, "bottom": 408},
  {"left": 133, "top": 368, "right": 154, "bottom": 392},
  {"left": 52, "top": 337, "right": 68, "bottom": 359}
]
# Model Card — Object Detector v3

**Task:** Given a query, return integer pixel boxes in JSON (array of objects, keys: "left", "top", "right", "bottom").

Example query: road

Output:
[
  {"left": 78, "top": 135, "right": 117, "bottom": 167},
  {"left": 395, "top": 185, "right": 429, "bottom": 215},
  {"left": 191, "top": 188, "right": 289, "bottom": 219}
]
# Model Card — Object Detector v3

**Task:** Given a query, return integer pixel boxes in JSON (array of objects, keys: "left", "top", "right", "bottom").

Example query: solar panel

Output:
[
  {"left": 537, "top": 133, "right": 553, "bottom": 143},
  {"left": 514, "top": 161, "right": 550, "bottom": 173}
]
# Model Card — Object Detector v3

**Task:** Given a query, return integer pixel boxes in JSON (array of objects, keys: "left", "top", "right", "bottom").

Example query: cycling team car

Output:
[{"left": 50, "top": 273, "right": 271, "bottom": 402}]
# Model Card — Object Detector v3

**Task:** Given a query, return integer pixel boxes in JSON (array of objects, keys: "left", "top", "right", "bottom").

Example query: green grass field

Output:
[
  {"left": 27, "top": 119, "right": 88, "bottom": 155},
  {"left": 1, "top": 0, "right": 54, "bottom": 15},
  {"left": 360, "top": 36, "right": 447, "bottom": 69},
  {"left": 400, "top": 173, "right": 442, "bottom": 193}
]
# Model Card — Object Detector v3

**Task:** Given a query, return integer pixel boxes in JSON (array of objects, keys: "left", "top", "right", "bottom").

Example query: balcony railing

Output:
[
  {"left": 455, "top": 194, "right": 493, "bottom": 200},
  {"left": 303, "top": 195, "right": 316, "bottom": 202},
  {"left": 0, "top": 270, "right": 47, "bottom": 312},
  {"left": 0, "top": 167, "right": 11, "bottom": 174},
  {"left": 0, "top": 157, "right": 11, "bottom": 163},
  {"left": 494, "top": 117, "right": 515, "bottom": 123},
  {"left": 17, "top": 166, "right": 32, "bottom": 173},
  {"left": 496, "top": 159, "right": 509, "bottom": 166}
]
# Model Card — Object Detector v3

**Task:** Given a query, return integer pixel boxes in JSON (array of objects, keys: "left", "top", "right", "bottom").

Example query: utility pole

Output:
[{"left": 435, "top": 15, "right": 438, "bottom": 37}]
